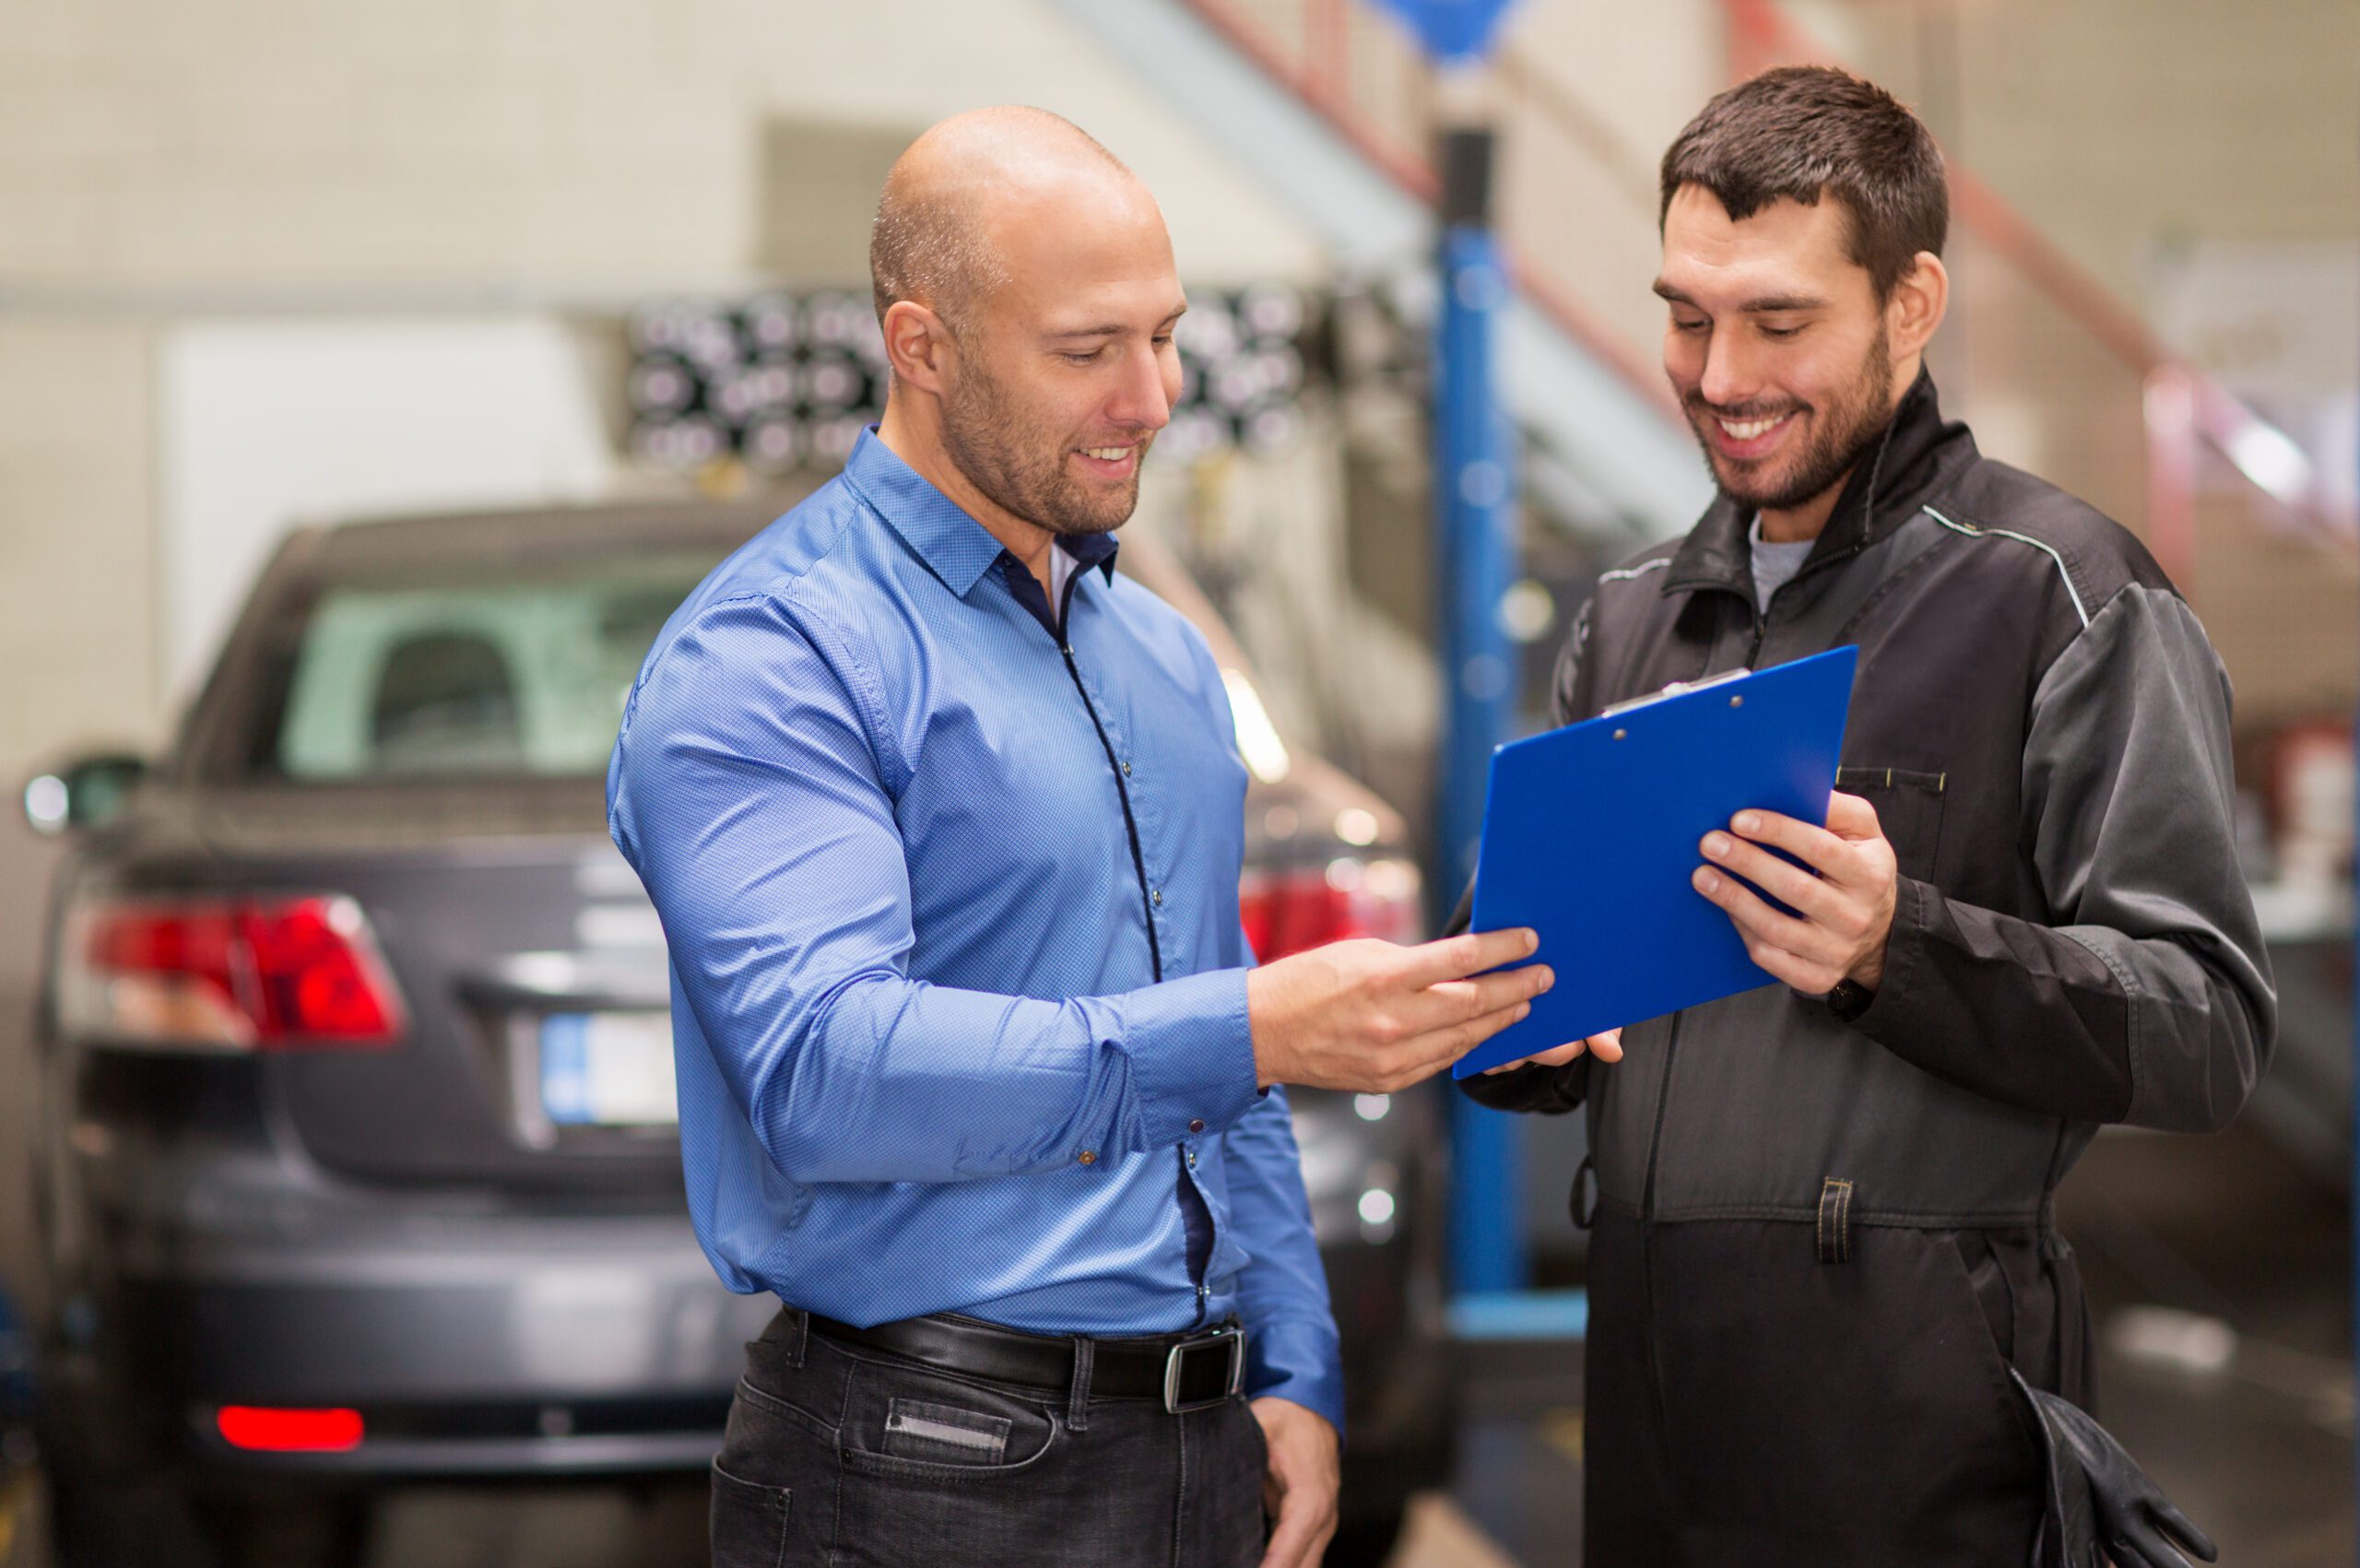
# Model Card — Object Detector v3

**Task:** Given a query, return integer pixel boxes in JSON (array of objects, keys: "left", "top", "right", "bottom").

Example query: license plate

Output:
[{"left": 539, "top": 1012, "right": 678, "bottom": 1126}]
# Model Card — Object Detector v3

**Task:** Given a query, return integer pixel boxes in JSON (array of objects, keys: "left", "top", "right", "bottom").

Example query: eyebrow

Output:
[
  {"left": 1652, "top": 281, "right": 1828, "bottom": 313},
  {"left": 1043, "top": 305, "right": 1188, "bottom": 341}
]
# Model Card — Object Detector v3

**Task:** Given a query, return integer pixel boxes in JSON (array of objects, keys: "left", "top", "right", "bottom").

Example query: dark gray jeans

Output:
[{"left": 711, "top": 1308, "right": 1269, "bottom": 1567}]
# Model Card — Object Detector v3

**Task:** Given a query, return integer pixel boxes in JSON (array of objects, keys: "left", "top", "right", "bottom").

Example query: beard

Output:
[
  {"left": 938, "top": 353, "right": 1146, "bottom": 537},
  {"left": 1686, "top": 325, "right": 1894, "bottom": 514}
]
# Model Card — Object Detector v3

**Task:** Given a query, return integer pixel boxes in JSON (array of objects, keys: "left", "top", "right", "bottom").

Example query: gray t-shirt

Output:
[{"left": 1749, "top": 518, "right": 1815, "bottom": 612}]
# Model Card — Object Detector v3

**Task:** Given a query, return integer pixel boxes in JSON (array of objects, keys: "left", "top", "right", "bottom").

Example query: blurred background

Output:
[{"left": 0, "top": 0, "right": 2352, "bottom": 1562}]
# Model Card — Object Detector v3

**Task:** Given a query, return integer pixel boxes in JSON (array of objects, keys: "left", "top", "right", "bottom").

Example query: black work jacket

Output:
[{"left": 1466, "top": 369, "right": 2276, "bottom": 1238}]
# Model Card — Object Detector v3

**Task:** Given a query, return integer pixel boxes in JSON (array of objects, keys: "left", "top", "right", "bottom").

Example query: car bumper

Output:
[{"left": 101, "top": 1208, "right": 774, "bottom": 1478}]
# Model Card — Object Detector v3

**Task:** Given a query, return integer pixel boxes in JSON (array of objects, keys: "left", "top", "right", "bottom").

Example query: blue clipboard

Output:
[{"left": 1455, "top": 645, "right": 1858, "bottom": 1079}]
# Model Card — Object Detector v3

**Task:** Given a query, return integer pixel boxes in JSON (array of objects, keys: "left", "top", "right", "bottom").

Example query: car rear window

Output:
[{"left": 262, "top": 558, "right": 717, "bottom": 781}]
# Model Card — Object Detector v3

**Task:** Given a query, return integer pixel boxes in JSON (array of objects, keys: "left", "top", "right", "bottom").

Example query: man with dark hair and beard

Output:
[
  {"left": 610, "top": 107, "right": 1569, "bottom": 1568},
  {"left": 1462, "top": 66, "right": 2271, "bottom": 1567}
]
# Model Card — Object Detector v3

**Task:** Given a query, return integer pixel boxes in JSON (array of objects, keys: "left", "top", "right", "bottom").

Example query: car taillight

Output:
[
  {"left": 60, "top": 894, "right": 406, "bottom": 1051},
  {"left": 1240, "top": 856, "right": 1423, "bottom": 961},
  {"left": 215, "top": 1406, "right": 365, "bottom": 1453}
]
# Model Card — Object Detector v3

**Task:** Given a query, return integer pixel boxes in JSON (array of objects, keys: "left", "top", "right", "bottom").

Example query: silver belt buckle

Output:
[{"left": 1162, "top": 1324, "right": 1246, "bottom": 1414}]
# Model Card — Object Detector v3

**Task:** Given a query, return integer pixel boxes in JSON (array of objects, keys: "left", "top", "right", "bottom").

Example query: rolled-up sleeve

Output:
[{"left": 608, "top": 592, "right": 1261, "bottom": 1185}]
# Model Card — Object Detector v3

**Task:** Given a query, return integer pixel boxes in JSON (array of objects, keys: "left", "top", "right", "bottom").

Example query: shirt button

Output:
[
  {"left": 1121, "top": 760, "right": 1133, "bottom": 776},
  {"left": 1186, "top": 1150, "right": 1198, "bottom": 1169},
  {"left": 1078, "top": 1150, "right": 1097, "bottom": 1165},
  {"left": 1189, "top": 1118, "right": 1205, "bottom": 1134},
  {"left": 1151, "top": 889, "right": 1163, "bottom": 906}
]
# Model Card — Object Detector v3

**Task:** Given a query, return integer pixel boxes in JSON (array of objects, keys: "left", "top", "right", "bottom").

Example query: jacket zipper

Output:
[
  {"left": 1641, "top": 594, "right": 1768, "bottom": 1213},
  {"left": 1634, "top": 1009, "right": 1683, "bottom": 1452},
  {"left": 1637, "top": 1011, "right": 1686, "bottom": 1226},
  {"left": 1634, "top": 591, "right": 1767, "bottom": 1454}
]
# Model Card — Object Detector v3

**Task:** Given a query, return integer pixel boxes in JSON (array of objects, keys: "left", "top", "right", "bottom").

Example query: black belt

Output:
[{"left": 803, "top": 1310, "right": 1246, "bottom": 1414}]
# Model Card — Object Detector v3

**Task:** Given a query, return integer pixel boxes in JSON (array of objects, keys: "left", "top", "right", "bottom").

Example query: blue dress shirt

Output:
[{"left": 608, "top": 429, "right": 1342, "bottom": 1431}]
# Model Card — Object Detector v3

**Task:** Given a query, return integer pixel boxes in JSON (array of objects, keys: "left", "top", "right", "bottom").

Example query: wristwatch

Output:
[{"left": 1824, "top": 978, "right": 1875, "bottom": 1021}]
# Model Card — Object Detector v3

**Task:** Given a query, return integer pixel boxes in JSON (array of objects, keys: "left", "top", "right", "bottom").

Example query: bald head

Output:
[
  {"left": 868, "top": 108, "right": 1183, "bottom": 550},
  {"left": 870, "top": 106, "right": 1142, "bottom": 334}
]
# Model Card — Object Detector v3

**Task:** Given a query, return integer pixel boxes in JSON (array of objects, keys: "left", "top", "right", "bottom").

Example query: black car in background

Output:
[{"left": 24, "top": 498, "right": 1448, "bottom": 1565}]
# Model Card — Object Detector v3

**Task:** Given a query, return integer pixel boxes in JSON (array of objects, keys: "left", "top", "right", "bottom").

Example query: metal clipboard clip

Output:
[{"left": 1599, "top": 667, "right": 1751, "bottom": 719}]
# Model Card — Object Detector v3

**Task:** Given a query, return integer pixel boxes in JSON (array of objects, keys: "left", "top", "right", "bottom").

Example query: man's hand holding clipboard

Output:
[
  {"left": 1692, "top": 788, "right": 1901, "bottom": 997},
  {"left": 1477, "top": 784, "right": 1906, "bottom": 1076},
  {"left": 1458, "top": 646, "right": 1878, "bottom": 1079}
]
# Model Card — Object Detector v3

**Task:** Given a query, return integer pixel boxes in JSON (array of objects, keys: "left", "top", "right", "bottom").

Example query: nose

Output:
[
  {"left": 1696, "top": 327, "right": 1759, "bottom": 412},
  {"left": 1109, "top": 339, "right": 1174, "bottom": 432}
]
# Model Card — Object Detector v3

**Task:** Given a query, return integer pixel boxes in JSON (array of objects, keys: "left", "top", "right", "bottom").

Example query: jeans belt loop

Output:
[
  {"left": 1162, "top": 1323, "right": 1246, "bottom": 1414},
  {"left": 1066, "top": 1336, "right": 1095, "bottom": 1432}
]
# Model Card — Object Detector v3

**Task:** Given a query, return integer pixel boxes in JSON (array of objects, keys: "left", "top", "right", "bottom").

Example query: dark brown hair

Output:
[{"left": 1659, "top": 65, "right": 1947, "bottom": 300}]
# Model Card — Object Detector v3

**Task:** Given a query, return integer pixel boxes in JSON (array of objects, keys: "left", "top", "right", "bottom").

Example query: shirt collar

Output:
[{"left": 841, "top": 426, "right": 1120, "bottom": 596}]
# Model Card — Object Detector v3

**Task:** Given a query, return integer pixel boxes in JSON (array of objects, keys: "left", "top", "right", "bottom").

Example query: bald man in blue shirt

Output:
[{"left": 609, "top": 108, "right": 1569, "bottom": 1568}]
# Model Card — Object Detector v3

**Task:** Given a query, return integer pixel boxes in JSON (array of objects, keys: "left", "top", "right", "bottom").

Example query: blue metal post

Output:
[{"left": 1435, "top": 217, "right": 1527, "bottom": 1297}]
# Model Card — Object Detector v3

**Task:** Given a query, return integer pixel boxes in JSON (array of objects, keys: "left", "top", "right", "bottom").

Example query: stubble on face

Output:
[
  {"left": 1687, "top": 321, "right": 1894, "bottom": 514},
  {"left": 937, "top": 337, "right": 1148, "bottom": 538}
]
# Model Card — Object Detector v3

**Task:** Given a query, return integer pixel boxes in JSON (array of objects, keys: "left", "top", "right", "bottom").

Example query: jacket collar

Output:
[
  {"left": 842, "top": 425, "right": 1119, "bottom": 598},
  {"left": 1662, "top": 368, "right": 1973, "bottom": 599}
]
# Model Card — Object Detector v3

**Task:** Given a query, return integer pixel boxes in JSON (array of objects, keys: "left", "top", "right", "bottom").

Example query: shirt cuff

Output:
[
  {"left": 1124, "top": 967, "right": 1262, "bottom": 1149},
  {"left": 1242, "top": 1314, "right": 1346, "bottom": 1438}
]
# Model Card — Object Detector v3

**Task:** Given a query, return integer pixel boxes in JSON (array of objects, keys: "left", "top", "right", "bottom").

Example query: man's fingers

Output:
[
  {"left": 1725, "top": 808, "right": 1856, "bottom": 881},
  {"left": 1693, "top": 863, "right": 1818, "bottom": 953},
  {"left": 1401, "top": 925, "right": 1540, "bottom": 986},
  {"left": 1694, "top": 870, "right": 1847, "bottom": 990},
  {"left": 1824, "top": 788, "right": 1882, "bottom": 842},
  {"left": 1257, "top": 1484, "right": 1325, "bottom": 1568},
  {"left": 1700, "top": 831, "right": 1842, "bottom": 921},
  {"left": 1481, "top": 1038, "right": 1589, "bottom": 1075},
  {"left": 1480, "top": 1027, "right": 1621, "bottom": 1075},
  {"left": 1398, "top": 998, "right": 1534, "bottom": 1081},
  {"left": 1415, "top": 965, "right": 1553, "bottom": 1030}
]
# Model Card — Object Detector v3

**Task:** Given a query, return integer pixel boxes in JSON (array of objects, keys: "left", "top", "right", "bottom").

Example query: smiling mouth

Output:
[
  {"left": 1074, "top": 442, "right": 1146, "bottom": 476},
  {"left": 1700, "top": 407, "right": 1799, "bottom": 460}
]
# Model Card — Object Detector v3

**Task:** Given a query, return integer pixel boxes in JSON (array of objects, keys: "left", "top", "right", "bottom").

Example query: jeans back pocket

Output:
[{"left": 710, "top": 1459, "right": 791, "bottom": 1568}]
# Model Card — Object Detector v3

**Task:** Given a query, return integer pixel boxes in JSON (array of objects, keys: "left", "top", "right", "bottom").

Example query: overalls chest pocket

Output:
[{"left": 1834, "top": 767, "right": 1949, "bottom": 885}]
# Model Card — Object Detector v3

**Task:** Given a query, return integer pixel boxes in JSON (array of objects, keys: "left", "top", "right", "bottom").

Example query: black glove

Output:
[{"left": 2011, "top": 1368, "right": 2217, "bottom": 1568}]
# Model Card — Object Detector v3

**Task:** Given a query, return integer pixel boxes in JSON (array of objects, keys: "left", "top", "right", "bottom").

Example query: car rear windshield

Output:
[{"left": 255, "top": 556, "right": 718, "bottom": 782}]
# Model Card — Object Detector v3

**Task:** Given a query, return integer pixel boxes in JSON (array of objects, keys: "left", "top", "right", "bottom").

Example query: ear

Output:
[
  {"left": 1885, "top": 251, "right": 1949, "bottom": 362},
  {"left": 881, "top": 299, "right": 956, "bottom": 395}
]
